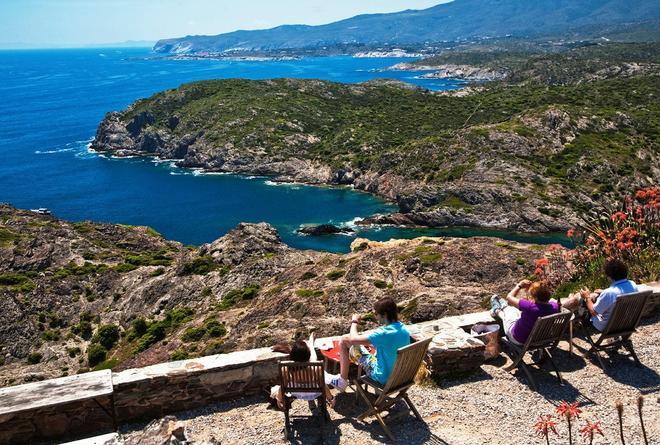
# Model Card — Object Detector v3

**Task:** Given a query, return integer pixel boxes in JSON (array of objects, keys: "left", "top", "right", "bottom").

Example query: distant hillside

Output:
[
  {"left": 154, "top": 0, "right": 660, "bottom": 54},
  {"left": 92, "top": 44, "right": 659, "bottom": 233}
]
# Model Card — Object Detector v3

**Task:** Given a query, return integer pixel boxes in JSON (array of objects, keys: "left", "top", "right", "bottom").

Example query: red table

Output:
[{"left": 318, "top": 340, "right": 376, "bottom": 375}]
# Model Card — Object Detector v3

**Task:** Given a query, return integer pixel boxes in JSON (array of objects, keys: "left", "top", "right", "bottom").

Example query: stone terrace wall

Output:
[{"left": 112, "top": 348, "right": 283, "bottom": 423}]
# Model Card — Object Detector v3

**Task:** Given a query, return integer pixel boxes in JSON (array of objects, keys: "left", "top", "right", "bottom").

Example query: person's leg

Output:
[
  {"left": 498, "top": 306, "right": 522, "bottom": 345},
  {"left": 562, "top": 293, "right": 581, "bottom": 312},
  {"left": 339, "top": 337, "right": 351, "bottom": 381}
]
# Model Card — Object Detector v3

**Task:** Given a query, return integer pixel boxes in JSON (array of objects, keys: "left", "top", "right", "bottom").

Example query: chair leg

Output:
[
  {"left": 318, "top": 399, "right": 325, "bottom": 442},
  {"left": 519, "top": 361, "right": 538, "bottom": 390},
  {"left": 623, "top": 341, "right": 643, "bottom": 367},
  {"left": 404, "top": 394, "right": 423, "bottom": 421},
  {"left": 544, "top": 348, "right": 564, "bottom": 385},
  {"left": 374, "top": 411, "right": 396, "bottom": 442},
  {"left": 283, "top": 403, "right": 291, "bottom": 439}
]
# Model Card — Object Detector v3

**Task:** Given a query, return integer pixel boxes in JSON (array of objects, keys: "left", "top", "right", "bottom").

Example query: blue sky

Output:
[{"left": 0, "top": 0, "right": 450, "bottom": 48}]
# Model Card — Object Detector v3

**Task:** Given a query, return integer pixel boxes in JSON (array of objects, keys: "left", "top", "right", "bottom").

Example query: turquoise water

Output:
[{"left": 0, "top": 47, "right": 566, "bottom": 252}]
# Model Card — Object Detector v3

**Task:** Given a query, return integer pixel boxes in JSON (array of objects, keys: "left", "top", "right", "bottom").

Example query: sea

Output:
[{"left": 0, "top": 47, "right": 566, "bottom": 252}]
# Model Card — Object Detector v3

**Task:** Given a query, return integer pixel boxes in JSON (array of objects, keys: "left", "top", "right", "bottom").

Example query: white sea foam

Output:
[{"left": 35, "top": 147, "right": 76, "bottom": 154}]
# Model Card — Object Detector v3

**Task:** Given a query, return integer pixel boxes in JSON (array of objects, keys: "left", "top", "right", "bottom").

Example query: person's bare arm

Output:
[
  {"left": 581, "top": 288, "right": 599, "bottom": 317},
  {"left": 307, "top": 332, "right": 318, "bottom": 361},
  {"left": 342, "top": 314, "right": 372, "bottom": 346},
  {"left": 504, "top": 280, "right": 532, "bottom": 309}
]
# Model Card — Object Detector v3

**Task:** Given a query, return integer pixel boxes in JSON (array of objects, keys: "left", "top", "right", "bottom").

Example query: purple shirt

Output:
[{"left": 511, "top": 299, "right": 560, "bottom": 344}]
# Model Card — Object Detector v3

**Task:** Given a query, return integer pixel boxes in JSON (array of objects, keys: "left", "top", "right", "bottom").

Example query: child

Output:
[{"left": 270, "top": 333, "right": 334, "bottom": 409}]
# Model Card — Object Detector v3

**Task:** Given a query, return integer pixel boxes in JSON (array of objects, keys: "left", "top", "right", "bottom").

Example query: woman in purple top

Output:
[{"left": 490, "top": 280, "right": 560, "bottom": 345}]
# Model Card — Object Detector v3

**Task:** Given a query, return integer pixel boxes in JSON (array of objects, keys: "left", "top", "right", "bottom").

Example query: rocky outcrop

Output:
[
  {"left": 388, "top": 62, "right": 509, "bottom": 82},
  {"left": 297, "top": 224, "right": 354, "bottom": 236}
]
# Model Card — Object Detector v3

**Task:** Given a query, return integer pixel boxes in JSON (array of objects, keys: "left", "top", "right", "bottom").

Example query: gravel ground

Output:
[{"left": 120, "top": 315, "right": 659, "bottom": 444}]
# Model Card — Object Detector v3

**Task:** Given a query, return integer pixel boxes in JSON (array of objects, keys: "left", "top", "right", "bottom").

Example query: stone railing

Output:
[{"left": 1, "top": 282, "right": 658, "bottom": 445}]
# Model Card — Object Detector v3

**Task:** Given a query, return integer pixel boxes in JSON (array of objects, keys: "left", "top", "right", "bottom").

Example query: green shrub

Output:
[
  {"left": 92, "top": 358, "right": 118, "bottom": 371},
  {"left": 205, "top": 320, "right": 227, "bottom": 338},
  {"left": 295, "top": 288, "right": 324, "bottom": 298},
  {"left": 171, "top": 349, "right": 190, "bottom": 361},
  {"left": 181, "top": 326, "right": 206, "bottom": 342},
  {"left": 515, "top": 257, "right": 527, "bottom": 265},
  {"left": 131, "top": 318, "right": 148, "bottom": 337},
  {"left": 27, "top": 352, "right": 43, "bottom": 364},
  {"left": 150, "top": 267, "right": 165, "bottom": 277},
  {"left": 87, "top": 344, "right": 107, "bottom": 367},
  {"left": 92, "top": 324, "right": 120, "bottom": 350},
  {"left": 41, "top": 329, "right": 61, "bottom": 341},
  {"left": 373, "top": 280, "right": 388, "bottom": 289},
  {"left": 326, "top": 270, "right": 345, "bottom": 280},
  {"left": 353, "top": 242, "right": 369, "bottom": 252},
  {"left": 361, "top": 312, "right": 377, "bottom": 322},
  {"left": 71, "top": 320, "right": 93, "bottom": 340},
  {"left": 217, "top": 284, "right": 260, "bottom": 310},
  {"left": 132, "top": 308, "right": 193, "bottom": 353},
  {"left": 0, "top": 272, "right": 32, "bottom": 286},
  {"left": 300, "top": 271, "right": 317, "bottom": 280},
  {"left": 66, "top": 347, "right": 81, "bottom": 358},
  {"left": 114, "top": 263, "right": 138, "bottom": 273},
  {"left": 54, "top": 261, "right": 109, "bottom": 278},
  {"left": 180, "top": 256, "right": 218, "bottom": 275},
  {"left": 134, "top": 323, "right": 166, "bottom": 353}
]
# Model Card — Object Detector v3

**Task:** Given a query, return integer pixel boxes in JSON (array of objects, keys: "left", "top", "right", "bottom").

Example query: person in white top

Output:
[{"left": 562, "top": 259, "right": 638, "bottom": 331}]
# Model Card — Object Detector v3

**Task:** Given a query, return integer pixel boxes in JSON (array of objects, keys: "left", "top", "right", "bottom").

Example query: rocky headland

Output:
[
  {"left": 387, "top": 62, "right": 508, "bottom": 82},
  {"left": 0, "top": 204, "right": 551, "bottom": 385},
  {"left": 91, "top": 55, "right": 659, "bottom": 234}
]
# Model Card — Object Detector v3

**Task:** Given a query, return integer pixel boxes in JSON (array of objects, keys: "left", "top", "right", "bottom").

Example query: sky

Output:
[{"left": 0, "top": 0, "right": 451, "bottom": 48}]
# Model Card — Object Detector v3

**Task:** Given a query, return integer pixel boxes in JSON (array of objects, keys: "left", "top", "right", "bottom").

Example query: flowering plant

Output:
[{"left": 567, "top": 186, "right": 659, "bottom": 283}]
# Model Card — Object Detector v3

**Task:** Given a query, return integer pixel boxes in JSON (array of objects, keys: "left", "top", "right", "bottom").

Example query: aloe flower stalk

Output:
[
  {"left": 615, "top": 400, "right": 625, "bottom": 445},
  {"left": 579, "top": 420, "right": 604, "bottom": 445},
  {"left": 534, "top": 415, "right": 558, "bottom": 445},
  {"left": 637, "top": 395, "right": 648, "bottom": 445},
  {"left": 557, "top": 401, "right": 582, "bottom": 445}
]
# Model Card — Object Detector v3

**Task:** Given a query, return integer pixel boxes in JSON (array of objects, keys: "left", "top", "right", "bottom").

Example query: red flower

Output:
[
  {"left": 534, "top": 267, "right": 544, "bottom": 276},
  {"left": 579, "top": 420, "right": 604, "bottom": 441},
  {"left": 535, "top": 258, "right": 550, "bottom": 268},
  {"left": 567, "top": 228, "right": 576, "bottom": 238},
  {"left": 534, "top": 415, "right": 558, "bottom": 437},
  {"left": 556, "top": 401, "right": 582, "bottom": 420},
  {"left": 611, "top": 211, "right": 627, "bottom": 222}
]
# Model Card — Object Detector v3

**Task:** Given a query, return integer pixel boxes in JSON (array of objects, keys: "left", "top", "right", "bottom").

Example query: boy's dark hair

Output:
[
  {"left": 604, "top": 259, "right": 628, "bottom": 281},
  {"left": 374, "top": 297, "right": 398, "bottom": 323},
  {"left": 289, "top": 340, "right": 311, "bottom": 362}
]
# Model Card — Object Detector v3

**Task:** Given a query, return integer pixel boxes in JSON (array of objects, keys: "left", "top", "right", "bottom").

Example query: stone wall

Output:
[{"left": 112, "top": 348, "right": 284, "bottom": 423}]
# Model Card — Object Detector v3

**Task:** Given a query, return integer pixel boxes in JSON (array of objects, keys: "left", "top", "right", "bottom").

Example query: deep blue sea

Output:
[{"left": 0, "top": 47, "right": 565, "bottom": 252}]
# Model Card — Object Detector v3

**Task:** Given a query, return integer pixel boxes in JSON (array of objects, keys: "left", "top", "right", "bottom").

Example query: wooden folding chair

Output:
[
  {"left": 353, "top": 338, "right": 432, "bottom": 441},
  {"left": 278, "top": 360, "right": 328, "bottom": 440},
  {"left": 578, "top": 290, "right": 652, "bottom": 369},
  {"left": 502, "top": 310, "right": 572, "bottom": 390}
]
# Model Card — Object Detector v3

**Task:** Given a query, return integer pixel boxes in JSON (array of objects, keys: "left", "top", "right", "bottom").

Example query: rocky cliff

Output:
[
  {"left": 91, "top": 69, "right": 659, "bottom": 233},
  {"left": 0, "top": 205, "right": 549, "bottom": 385}
]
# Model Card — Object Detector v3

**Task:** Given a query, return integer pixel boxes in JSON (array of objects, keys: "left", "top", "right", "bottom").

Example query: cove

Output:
[{"left": 0, "top": 48, "right": 567, "bottom": 252}]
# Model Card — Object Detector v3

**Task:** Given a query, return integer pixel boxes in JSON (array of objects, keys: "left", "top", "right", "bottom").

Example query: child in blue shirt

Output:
[{"left": 325, "top": 297, "right": 410, "bottom": 391}]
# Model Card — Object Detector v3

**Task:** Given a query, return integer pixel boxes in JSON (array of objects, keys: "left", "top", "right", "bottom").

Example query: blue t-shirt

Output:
[
  {"left": 592, "top": 279, "right": 637, "bottom": 331},
  {"left": 367, "top": 321, "right": 410, "bottom": 384}
]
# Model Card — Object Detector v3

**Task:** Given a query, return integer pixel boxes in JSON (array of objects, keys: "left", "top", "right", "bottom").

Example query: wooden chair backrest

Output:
[
  {"left": 382, "top": 338, "right": 433, "bottom": 394},
  {"left": 279, "top": 360, "right": 325, "bottom": 394},
  {"left": 601, "top": 290, "right": 652, "bottom": 338},
  {"left": 523, "top": 310, "right": 572, "bottom": 350}
]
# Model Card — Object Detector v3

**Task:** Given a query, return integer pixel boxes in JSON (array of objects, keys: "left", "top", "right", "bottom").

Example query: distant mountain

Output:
[{"left": 154, "top": 0, "right": 660, "bottom": 54}]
